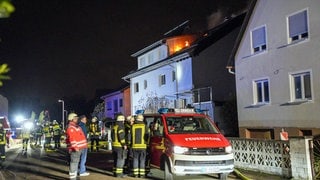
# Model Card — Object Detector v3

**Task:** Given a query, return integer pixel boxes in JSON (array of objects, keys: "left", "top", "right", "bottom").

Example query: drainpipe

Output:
[{"left": 226, "top": 66, "right": 235, "bottom": 75}]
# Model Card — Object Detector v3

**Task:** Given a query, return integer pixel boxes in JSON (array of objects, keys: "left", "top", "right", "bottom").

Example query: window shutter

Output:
[{"left": 289, "top": 10, "right": 308, "bottom": 37}]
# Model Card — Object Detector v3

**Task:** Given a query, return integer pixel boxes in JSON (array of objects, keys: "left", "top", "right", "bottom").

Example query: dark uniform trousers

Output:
[
  {"left": 132, "top": 149, "right": 146, "bottom": 177},
  {"left": 112, "top": 147, "right": 127, "bottom": 176}
]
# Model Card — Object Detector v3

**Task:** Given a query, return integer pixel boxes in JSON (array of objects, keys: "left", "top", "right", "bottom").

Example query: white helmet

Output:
[
  {"left": 117, "top": 115, "right": 125, "bottom": 121},
  {"left": 136, "top": 114, "right": 144, "bottom": 121},
  {"left": 92, "top": 117, "right": 97, "bottom": 123},
  {"left": 68, "top": 113, "right": 78, "bottom": 121}
]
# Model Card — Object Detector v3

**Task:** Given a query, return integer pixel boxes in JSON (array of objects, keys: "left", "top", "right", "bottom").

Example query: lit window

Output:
[
  {"left": 159, "top": 74, "right": 166, "bottom": 86},
  {"left": 290, "top": 71, "right": 312, "bottom": 101},
  {"left": 288, "top": 10, "right": 308, "bottom": 43},
  {"left": 253, "top": 79, "right": 269, "bottom": 104},
  {"left": 251, "top": 26, "right": 267, "bottom": 53},
  {"left": 134, "top": 82, "right": 139, "bottom": 93}
]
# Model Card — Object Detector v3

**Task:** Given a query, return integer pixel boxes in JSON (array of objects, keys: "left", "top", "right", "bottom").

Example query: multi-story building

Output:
[
  {"left": 100, "top": 85, "right": 130, "bottom": 120},
  {"left": 122, "top": 14, "right": 245, "bottom": 136},
  {"left": 228, "top": 0, "right": 320, "bottom": 139}
]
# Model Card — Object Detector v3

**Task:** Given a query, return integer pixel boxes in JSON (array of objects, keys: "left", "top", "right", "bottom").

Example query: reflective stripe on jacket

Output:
[
  {"left": 130, "top": 122, "right": 147, "bottom": 149},
  {"left": 66, "top": 122, "right": 88, "bottom": 151},
  {"left": 112, "top": 123, "right": 125, "bottom": 148}
]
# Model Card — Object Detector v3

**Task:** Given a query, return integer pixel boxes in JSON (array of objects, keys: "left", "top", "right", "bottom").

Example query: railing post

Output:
[{"left": 289, "top": 136, "right": 313, "bottom": 180}]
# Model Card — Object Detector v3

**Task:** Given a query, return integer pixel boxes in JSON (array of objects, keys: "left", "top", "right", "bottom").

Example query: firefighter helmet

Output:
[
  {"left": 136, "top": 114, "right": 144, "bottom": 121},
  {"left": 117, "top": 115, "right": 125, "bottom": 121},
  {"left": 68, "top": 113, "right": 78, "bottom": 121},
  {"left": 92, "top": 117, "right": 97, "bottom": 123}
]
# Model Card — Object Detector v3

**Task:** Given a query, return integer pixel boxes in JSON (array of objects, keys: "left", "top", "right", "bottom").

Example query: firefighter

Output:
[
  {"left": 52, "top": 120, "right": 62, "bottom": 149},
  {"left": 112, "top": 115, "right": 127, "bottom": 178},
  {"left": 130, "top": 114, "right": 148, "bottom": 178},
  {"left": 21, "top": 121, "right": 33, "bottom": 155},
  {"left": 43, "top": 121, "right": 53, "bottom": 150},
  {"left": 89, "top": 117, "right": 101, "bottom": 152},
  {"left": 34, "top": 122, "right": 43, "bottom": 147},
  {"left": 124, "top": 115, "right": 135, "bottom": 174},
  {"left": 0, "top": 123, "right": 6, "bottom": 164}
]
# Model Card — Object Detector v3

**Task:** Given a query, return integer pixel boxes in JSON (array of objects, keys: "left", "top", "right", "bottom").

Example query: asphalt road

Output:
[{"left": 0, "top": 141, "right": 242, "bottom": 180}]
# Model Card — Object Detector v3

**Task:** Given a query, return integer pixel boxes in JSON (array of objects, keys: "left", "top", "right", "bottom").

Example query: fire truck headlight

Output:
[
  {"left": 173, "top": 146, "right": 189, "bottom": 154},
  {"left": 225, "top": 145, "right": 232, "bottom": 154}
]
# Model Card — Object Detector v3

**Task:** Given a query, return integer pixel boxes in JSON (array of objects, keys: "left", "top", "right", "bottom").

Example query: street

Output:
[{"left": 0, "top": 141, "right": 241, "bottom": 180}]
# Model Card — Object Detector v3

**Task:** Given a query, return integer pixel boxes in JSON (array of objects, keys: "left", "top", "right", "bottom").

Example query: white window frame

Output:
[
  {"left": 251, "top": 25, "right": 267, "bottom": 54},
  {"left": 253, "top": 78, "right": 270, "bottom": 104},
  {"left": 287, "top": 9, "right": 309, "bottom": 44},
  {"left": 134, "top": 82, "right": 139, "bottom": 93},
  {"left": 289, "top": 71, "right": 312, "bottom": 101},
  {"left": 159, "top": 74, "right": 166, "bottom": 86}
]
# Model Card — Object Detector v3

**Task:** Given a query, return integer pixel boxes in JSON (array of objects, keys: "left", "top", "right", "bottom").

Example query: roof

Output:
[
  {"left": 226, "top": 0, "right": 257, "bottom": 71},
  {"left": 122, "top": 11, "right": 248, "bottom": 81}
]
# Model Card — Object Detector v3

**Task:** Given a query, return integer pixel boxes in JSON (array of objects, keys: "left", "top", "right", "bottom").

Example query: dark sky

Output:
[{"left": 0, "top": 0, "right": 249, "bottom": 120}]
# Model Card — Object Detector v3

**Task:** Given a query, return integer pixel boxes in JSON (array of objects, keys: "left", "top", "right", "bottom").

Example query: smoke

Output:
[{"left": 206, "top": 1, "right": 250, "bottom": 30}]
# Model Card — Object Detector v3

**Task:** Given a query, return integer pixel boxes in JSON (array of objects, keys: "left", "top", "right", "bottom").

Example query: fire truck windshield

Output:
[{"left": 166, "top": 117, "right": 220, "bottom": 134}]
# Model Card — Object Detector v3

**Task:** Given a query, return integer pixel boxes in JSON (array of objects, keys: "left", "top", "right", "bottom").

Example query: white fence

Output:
[
  {"left": 229, "top": 138, "right": 291, "bottom": 177},
  {"left": 229, "top": 137, "right": 314, "bottom": 179}
]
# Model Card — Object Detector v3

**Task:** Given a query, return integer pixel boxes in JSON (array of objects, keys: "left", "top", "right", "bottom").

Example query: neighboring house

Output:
[
  {"left": 100, "top": 85, "right": 130, "bottom": 120},
  {"left": 227, "top": 0, "right": 320, "bottom": 139},
  {"left": 122, "top": 14, "right": 246, "bottom": 136}
]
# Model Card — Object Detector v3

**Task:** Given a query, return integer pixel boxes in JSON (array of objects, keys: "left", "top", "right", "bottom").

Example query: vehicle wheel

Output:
[
  {"left": 218, "top": 173, "right": 228, "bottom": 180},
  {"left": 164, "top": 160, "right": 173, "bottom": 180}
]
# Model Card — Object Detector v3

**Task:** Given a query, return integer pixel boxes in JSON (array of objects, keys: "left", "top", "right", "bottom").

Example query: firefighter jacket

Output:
[
  {"left": 21, "top": 128, "right": 31, "bottom": 139},
  {"left": 0, "top": 128, "right": 5, "bottom": 145},
  {"left": 89, "top": 122, "right": 101, "bottom": 137},
  {"left": 124, "top": 121, "right": 132, "bottom": 145},
  {"left": 52, "top": 124, "right": 61, "bottom": 136},
  {"left": 112, "top": 122, "right": 126, "bottom": 148},
  {"left": 130, "top": 121, "right": 148, "bottom": 149},
  {"left": 35, "top": 125, "right": 43, "bottom": 136},
  {"left": 66, "top": 121, "right": 88, "bottom": 151},
  {"left": 43, "top": 125, "right": 53, "bottom": 138}
]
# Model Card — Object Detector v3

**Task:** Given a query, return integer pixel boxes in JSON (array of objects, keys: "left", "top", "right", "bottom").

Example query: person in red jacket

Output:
[{"left": 66, "top": 113, "right": 88, "bottom": 179}]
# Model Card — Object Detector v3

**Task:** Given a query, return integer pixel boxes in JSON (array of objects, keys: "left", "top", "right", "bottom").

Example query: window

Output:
[
  {"left": 290, "top": 71, "right": 312, "bottom": 101},
  {"left": 107, "top": 101, "right": 112, "bottom": 111},
  {"left": 134, "top": 82, "right": 139, "bottom": 93},
  {"left": 159, "top": 74, "right": 166, "bottom": 86},
  {"left": 288, "top": 10, "right": 308, "bottom": 43},
  {"left": 172, "top": 70, "right": 176, "bottom": 81},
  {"left": 253, "top": 79, "right": 269, "bottom": 104},
  {"left": 144, "top": 80, "right": 147, "bottom": 89},
  {"left": 113, "top": 99, "right": 118, "bottom": 112},
  {"left": 138, "top": 57, "right": 146, "bottom": 68},
  {"left": 119, "top": 98, "right": 123, "bottom": 107},
  {"left": 251, "top": 26, "right": 267, "bottom": 53}
]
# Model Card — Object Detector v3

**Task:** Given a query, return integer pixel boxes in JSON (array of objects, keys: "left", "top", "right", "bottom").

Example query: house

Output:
[
  {"left": 122, "top": 13, "right": 246, "bottom": 136},
  {"left": 227, "top": 0, "right": 320, "bottom": 139},
  {"left": 100, "top": 85, "right": 131, "bottom": 120}
]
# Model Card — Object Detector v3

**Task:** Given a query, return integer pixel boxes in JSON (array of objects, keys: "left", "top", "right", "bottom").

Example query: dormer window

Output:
[
  {"left": 288, "top": 9, "right": 309, "bottom": 43},
  {"left": 251, "top": 26, "right": 267, "bottom": 54}
]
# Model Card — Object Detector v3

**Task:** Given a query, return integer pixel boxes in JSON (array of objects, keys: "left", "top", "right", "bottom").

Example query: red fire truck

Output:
[{"left": 144, "top": 108, "right": 234, "bottom": 180}]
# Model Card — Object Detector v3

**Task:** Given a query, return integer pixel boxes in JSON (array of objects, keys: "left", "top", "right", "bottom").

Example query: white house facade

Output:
[{"left": 232, "top": 0, "right": 320, "bottom": 139}]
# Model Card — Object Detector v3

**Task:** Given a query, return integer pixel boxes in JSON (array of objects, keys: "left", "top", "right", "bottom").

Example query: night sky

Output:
[{"left": 0, "top": 0, "right": 249, "bottom": 121}]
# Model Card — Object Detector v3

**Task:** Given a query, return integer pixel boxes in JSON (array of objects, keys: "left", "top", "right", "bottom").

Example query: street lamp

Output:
[{"left": 58, "top": 99, "right": 65, "bottom": 130}]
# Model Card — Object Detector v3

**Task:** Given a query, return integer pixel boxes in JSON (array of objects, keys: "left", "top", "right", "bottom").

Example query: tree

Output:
[
  {"left": 92, "top": 101, "right": 105, "bottom": 121},
  {"left": 0, "top": 0, "right": 15, "bottom": 18},
  {"left": 0, "top": 63, "right": 10, "bottom": 87}
]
